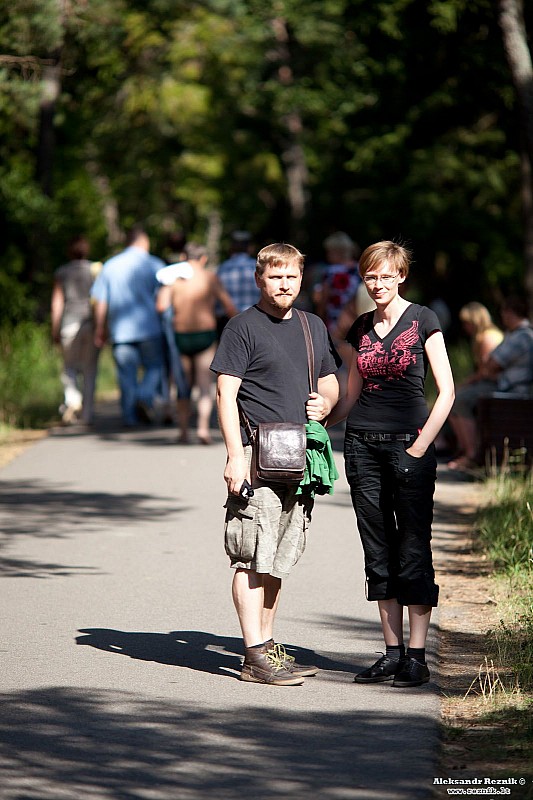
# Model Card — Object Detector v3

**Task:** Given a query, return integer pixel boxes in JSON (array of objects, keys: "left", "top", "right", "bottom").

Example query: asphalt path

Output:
[{"left": 0, "top": 404, "right": 456, "bottom": 800}]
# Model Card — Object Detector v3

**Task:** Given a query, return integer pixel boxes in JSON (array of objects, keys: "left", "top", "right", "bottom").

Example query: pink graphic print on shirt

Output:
[{"left": 358, "top": 320, "right": 419, "bottom": 391}]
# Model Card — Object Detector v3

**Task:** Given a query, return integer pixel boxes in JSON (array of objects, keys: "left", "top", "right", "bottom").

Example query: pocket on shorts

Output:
[
  {"left": 292, "top": 495, "right": 313, "bottom": 566},
  {"left": 224, "top": 496, "right": 258, "bottom": 562}
]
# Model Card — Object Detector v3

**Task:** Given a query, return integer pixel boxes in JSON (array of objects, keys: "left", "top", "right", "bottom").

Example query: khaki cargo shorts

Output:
[{"left": 224, "top": 447, "right": 314, "bottom": 579}]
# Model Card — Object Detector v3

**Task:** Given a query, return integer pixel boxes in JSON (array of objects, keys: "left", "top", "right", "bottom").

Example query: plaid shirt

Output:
[{"left": 217, "top": 253, "right": 260, "bottom": 313}]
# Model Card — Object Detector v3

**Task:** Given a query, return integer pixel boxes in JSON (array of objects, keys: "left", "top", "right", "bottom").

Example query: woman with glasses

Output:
[{"left": 328, "top": 241, "right": 454, "bottom": 688}]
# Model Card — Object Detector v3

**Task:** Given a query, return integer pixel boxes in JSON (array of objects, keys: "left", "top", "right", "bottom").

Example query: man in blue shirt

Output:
[
  {"left": 216, "top": 230, "right": 259, "bottom": 336},
  {"left": 92, "top": 226, "right": 165, "bottom": 427}
]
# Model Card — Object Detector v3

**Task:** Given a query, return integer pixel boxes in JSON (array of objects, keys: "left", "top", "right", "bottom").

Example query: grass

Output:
[
  {"left": 441, "top": 696, "right": 533, "bottom": 795},
  {"left": 0, "top": 323, "right": 118, "bottom": 430},
  {"left": 474, "top": 476, "right": 533, "bottom": 692},
  {"left": 95, "top": 345, "right": 118, "bottom": 399},
  {"left": 0, "top": 322, "right": 63, "bottom": 428},
  {"left": 439, "top": 473, "right": 533, "bottom": 786}
]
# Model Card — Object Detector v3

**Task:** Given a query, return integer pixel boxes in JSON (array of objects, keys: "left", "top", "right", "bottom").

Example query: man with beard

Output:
[{"left": 211, "top": 243, "right": 340, "bottom": 686}]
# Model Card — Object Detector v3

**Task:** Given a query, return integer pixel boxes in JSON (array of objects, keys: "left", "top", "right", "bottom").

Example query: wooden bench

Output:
[{"left": 477, "top": 395, "right": 533, "bottom": 470}]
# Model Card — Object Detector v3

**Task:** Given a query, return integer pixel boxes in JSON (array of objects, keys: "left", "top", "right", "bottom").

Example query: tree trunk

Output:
[
  {"left": 206, "top": 208, "right": 222, "bottom": 267},
  {"left": 498, "top": 0, "right": 533, "bottom": 311},
  {"left": 270, "top": 16, "right": 310, "bottom": 248},
  {"left": 520, "top": 142, "right": 533, "bottom": 308},
  {"left": 36, "top": 51, "right": 62, "bottom": 198}
]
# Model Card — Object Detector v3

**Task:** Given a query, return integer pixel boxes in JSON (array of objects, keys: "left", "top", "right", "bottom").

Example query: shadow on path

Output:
[
  {"left": 0, "top": 686, "right": 438, "bottom": 800},
  {"left": 75, "top": 628, "right": 359, "bottom": 678},
  {"left": 0, "top": 481, "right": 187, "bottom": 578}
]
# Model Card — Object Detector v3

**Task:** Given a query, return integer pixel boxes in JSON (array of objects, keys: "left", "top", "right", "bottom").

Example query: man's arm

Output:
[
  {"left": 155, "top": 284, "right": 173, "bottom": 313},
  {"left": 213, "top": 275, "right": 238, "bottom": 318},
  {"left": 306, "top": 373, "right": 339, "bottom": 422},
  {"left": 480, "top": 356, "right": 502, "bottom": 379},
  {"left": 216, "top": 373, "right": 248, "bottom": 495},
  {"left": 93, "top": 299, "right": 108, "bottom": 348}
]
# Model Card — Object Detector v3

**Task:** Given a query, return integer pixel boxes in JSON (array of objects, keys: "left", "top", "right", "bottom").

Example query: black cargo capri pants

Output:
[{"left": 344, "top": 431, "right": 439, "bottom": 607}]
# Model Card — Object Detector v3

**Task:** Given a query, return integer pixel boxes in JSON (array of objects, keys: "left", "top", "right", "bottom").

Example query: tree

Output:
[
  {"left": 498, "top": 0, "right": 533, "bottom": 310},
  {"left": 0, "top": 0, "right": 531, "bottom": 321}
]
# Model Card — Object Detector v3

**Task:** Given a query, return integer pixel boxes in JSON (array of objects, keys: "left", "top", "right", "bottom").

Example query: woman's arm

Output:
[
  {"left": 407, "top": 331, "right": 455, "bottom": 457},
  {"left": 326, "top": 348, "right": 363, "bottom": 427},
  {"left": 50, "top": 282, "right": 65, "bottom": 344},
  {"left": 478, "top": 329, "right": 503, "bottom": 364}
]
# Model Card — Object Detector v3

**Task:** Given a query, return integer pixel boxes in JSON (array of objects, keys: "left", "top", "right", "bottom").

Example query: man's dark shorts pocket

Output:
[{"left": 224, "top": 496, "right": 258, "bottom": 561}]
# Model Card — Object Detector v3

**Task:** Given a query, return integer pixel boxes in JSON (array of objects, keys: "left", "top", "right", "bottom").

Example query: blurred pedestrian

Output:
[
  {"left": 314, "top": 231, "right": 361, "bottom": 334},
  {"left": 156, "top": 242, "right": 237, "bottom": 444},
  {"left": 215, "top": 230, "right": 259, "bottom": 336},
  {"left": 459, "top": 302, "right": 504, "bottom": 373},
  {"left": 51, "top": 235, "right": 101, "bottom": 425},
  {"left": 157, "top": 231, "right": 190, "bottom": 419},
  {"left": 448, "top": 295, "right": 533, "bottom": 469},
  {"left": 91, "top": 225, "right": 165, "bottom": 428},
  {"left": 328, "top": 241, "right": 455, "bottom": 688}
]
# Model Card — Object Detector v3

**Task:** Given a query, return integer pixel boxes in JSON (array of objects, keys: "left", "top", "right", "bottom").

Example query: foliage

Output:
[
  {"left": 475, "top": 476, "right": 533, "bottom": 691},
  {"left": 476, "top": 477, "right": 533, "bottom": 575},
  {"left": 0, "top": 323, "right": 62, "bottom": 428},
  {"left": 0, "top": 0, "right": 532, "bottom": 322}
]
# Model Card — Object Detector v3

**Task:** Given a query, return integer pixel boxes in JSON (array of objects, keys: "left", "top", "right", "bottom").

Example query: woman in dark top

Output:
[{"left": 328, "top": 241, "right": 454, "bottom": 687}]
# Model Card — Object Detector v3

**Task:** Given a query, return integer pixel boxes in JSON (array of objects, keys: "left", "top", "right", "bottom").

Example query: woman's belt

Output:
[{"left": 352, "top": 431, "right": 416, "bottom": 442}]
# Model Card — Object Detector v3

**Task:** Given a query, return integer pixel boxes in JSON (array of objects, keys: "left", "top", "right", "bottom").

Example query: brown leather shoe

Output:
[
  {"left": 241, "top": 643, "right": 304, "bottom": 685},
  {"left": 265, "top": 639, "right": 319, "bottom": 678}
]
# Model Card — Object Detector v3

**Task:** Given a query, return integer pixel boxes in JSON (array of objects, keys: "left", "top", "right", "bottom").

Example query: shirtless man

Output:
[{"left": 156, "top": 242, "right": 237, "bottom": 443}]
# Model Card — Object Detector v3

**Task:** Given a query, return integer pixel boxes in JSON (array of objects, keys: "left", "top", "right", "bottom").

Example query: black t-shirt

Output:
[
  {"left": 345, "top": 303, "right": 441, "bottom": 432},
  {"left": 211, "top": 305, "right": 340, "bottom": 440}
]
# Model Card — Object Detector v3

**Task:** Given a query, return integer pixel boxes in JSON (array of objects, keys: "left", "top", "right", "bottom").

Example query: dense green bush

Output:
[{"left": 0, "top": 323, "right": 62, "bottom": 428}]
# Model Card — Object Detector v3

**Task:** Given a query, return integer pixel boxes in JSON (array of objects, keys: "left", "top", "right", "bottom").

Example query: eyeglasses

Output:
[{"left": 362, "top": 274, "right": 399, "bottom": 286}]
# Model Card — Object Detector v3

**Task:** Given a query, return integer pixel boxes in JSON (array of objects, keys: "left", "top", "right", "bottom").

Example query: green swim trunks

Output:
[{"left": 174, "top": 330, "right": 217, "bottom": 357}]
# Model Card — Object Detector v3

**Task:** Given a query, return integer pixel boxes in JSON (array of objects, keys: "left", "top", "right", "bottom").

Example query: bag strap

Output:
[
  {"left": 238, "top": 403, "right": 255, "bottom": 443},
  {"left": 295, "top": 309, "right": 315, "bottom": 392},
  {"left": 237, "top": 309, "right": 316, "bottom": 439}
]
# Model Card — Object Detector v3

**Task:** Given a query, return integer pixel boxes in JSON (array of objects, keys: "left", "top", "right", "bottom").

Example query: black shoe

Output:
[
  {"left": 354, "top": 654, "right": 402, "bottom": 683},
  {"left": 392, "top": 657, "right": 430, "bottom": 688}
]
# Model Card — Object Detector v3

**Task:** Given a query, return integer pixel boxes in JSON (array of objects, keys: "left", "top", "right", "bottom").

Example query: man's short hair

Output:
[
  {"left": 184, "top": 241, "right": 208, "bottom": 262},
  {"left": 256, "top": 243, "right": 305, "bottom": 277},
  {"left": 230, "top": 230, "right": 252, "bottom": 253},
  {"left": 125, "top": 225, "right": 147, "bottom": 247},
  {"left": 501, "top": 295, "right": 529, "bottom": 320}
]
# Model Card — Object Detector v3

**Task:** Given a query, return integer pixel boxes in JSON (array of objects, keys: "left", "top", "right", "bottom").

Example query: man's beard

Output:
[{"left": 268, "top": 294, "right": 294, "bottom": 310}]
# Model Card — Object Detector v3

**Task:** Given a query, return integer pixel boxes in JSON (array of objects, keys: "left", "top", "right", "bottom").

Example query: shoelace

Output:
[
  {"left": 403, "top": 657, "right": 421, "bottom": 672},
  {"left": 271, "top": 643, "right": 296, "bottom": 666},
  {"left": 265, "top": 647, "right": 290, "bottom": 672}
]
